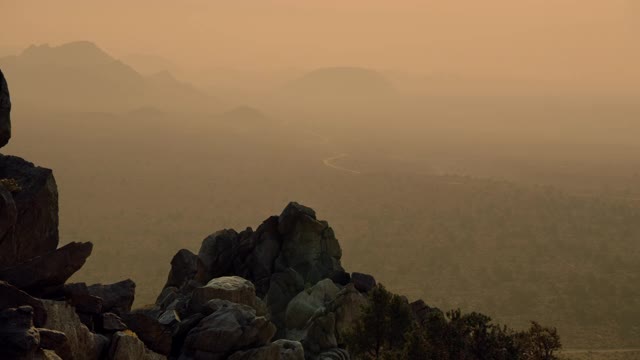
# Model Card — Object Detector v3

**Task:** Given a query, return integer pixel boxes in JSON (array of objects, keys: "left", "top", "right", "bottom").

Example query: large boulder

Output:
[
  {"left": 0, "top": 155, "right": 59, "bottom": 269},
  {"left": 265, "top": 269, "right": 305, "bottom": 338},
  {"left": 191, "top": 276, "right": 257, "bottom": 312},
  {"left": 121, "top": 311, "right": 172, "bottom": 356},
  {"left": 285, "top": 279, "right": 340, "bottom": 331},
  {"left": 0, "top": 280, "right": 48, "bottom": 327},
  {"left": 42, "top": 300, "right": 105, "bottom": 360},
  {"left": 37, "top": 328, "right": 68, "bottom": 352},
  {"left": 63, "top": 283, "right": 103, "bottom": 325},
  {"left": 196, "top": 229, "right": 239, "bottom": 283},
  {"left": 0, "top": 242, "right": 93, "bottom": 296},
  {"left": 87, "top": 279, "right": 136, "bottom": 315},
  {"left": 108, "top": 331, "right": 167, "bottom": 360},
  {"left": 228, "top": 339, "right": 305, "bottom": 360},
  {"left": 183, "top": 301, "right": 276, "bottom": 360},
  {"left": 163, "top": 249, "right": 198, "bottom": 289},
  {"left": 350, "top": 273, "right": 376, "bottom": 293},
  {"left": 0, "top": 306, "right": 40, "bottom": 359},
  {"left": 0, "top": 69, "right": 10, "bottom": 148},
  {"left": 276, "top": 202, "right": 344, "bottom": 285},
  {"left": 102, "top": 313, "right": 128, "bottom": 332},
  {"left": 244, "top": 216, "right": 281, "bottom": 296}
]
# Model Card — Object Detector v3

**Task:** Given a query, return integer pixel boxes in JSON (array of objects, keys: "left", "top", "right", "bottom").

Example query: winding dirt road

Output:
[{"left": 322, "top": 153, "right": 361, "bottom": 175}]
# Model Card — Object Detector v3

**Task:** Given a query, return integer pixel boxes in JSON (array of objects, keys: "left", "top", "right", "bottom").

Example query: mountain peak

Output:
[{"left": 19, "top": 41, "right": 116, "bottom": 67}]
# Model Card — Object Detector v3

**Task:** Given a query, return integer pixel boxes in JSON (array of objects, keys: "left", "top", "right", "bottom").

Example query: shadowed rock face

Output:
[
  {"left": 0, "top": 242, "right": 93, "bottom": 297},
  {"left": 0, "top": 155, "right": 59, "bottom": 268},
  {"left": 0, "top": 69, "right": 10, "bottom": 148}
]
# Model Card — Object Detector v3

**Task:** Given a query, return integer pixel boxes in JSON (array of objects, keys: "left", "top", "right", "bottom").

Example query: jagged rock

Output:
[
  {"left": 156, "top": 288, "right": 191, "bottom": 319},
  {"left": 0, "top": 155, "right": 59, "bottom": 268},
  {"left": 228, "top": 339, "right": 305, "bottom": 360},
  {"left": 183, "top": 301, "right": 276, "bottom": 360},
  {"left": 265, "top": 268, "right": 305, "bottom": 338},
  {"left": 42, "top": 299, "right": 105, "bottom": 360},
  {"left": 64, "top": 283, "right": 103, "bottom": 321},
  {"left": 245, "top": 216, "right": 281, "bottom": 296},
  {"left": 164, "top": 249, "right": 198, "bottom": 289},
  {"left": 102, "top": 312, "right": 128, "bottom": 332},
  {"left": 0, "top": 280, "right": 48, "bottom": 327},
  {"left": 108, "top": 331, "right": 167, "bottom": 360},
  {"left": 332, "top": 284, "right": 367, "bottom": 345},
  {"left": 191, "top": 276, "right": 257, "bottom": 313},
  {"left": 0, "top": 306, "right": 40, "bottom": 359},
  {"left": 0, "top": 184, "right": 17, "bottom": 249},
  {"left": 0, "top": 242, "right": 93, "bottom": 296},
  {"left": 0, "top": 69, "right": 11, "bottom": 148},
  {"left": 276, "top": 202, "right": 344, "bottom": 285},
  {"left": 156, "top": 286, "right": 179, "bottom": 309},
  {"left": 195, "top": 229, "right": 239, "bottom": 283},
  {"left": 37, "top": 328, "right": 67, "bottom": 351},
  {"left": 285, "top": 279, "right": 340, "bottom": 331},
  {"left": 350, "top": 273, "right": 376, "bottom": 293},
  {"left": 87, "top": 279, "right": 136, "bottom": 315},
  {"left": 231, "top": 228, "right": 256, "bottom": 280},
  {"left": 122, "top": 311, "right": 173, "bottom": 356}
]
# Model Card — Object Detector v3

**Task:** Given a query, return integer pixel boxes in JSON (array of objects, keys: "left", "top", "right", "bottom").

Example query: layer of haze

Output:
[
  {"left": 2, "top": 0, "right": 639, "bottom": 95},
  {"left": 2, "top": 0, "right": 640, "bottom": 352}
]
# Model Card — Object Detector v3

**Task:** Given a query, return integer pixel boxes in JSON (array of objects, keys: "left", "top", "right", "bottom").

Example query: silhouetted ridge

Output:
[{"left": 0, "top": 41, "right": 216, "bottom": 112}]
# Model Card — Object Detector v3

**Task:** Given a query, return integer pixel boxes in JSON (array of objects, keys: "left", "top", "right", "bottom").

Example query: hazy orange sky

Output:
[{"left": 1, "top": 0, "right": 638, "bottom": 86}]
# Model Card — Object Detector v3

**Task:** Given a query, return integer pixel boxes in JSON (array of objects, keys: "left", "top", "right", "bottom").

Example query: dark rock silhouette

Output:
[
  {"left": 145, "top": 202, "right": 373, "bottom": 359},
  {"left": 0, "top": 68, "right": 10, "bottom": 148},
  {"left": 0, "top": 281, "right": 47, "bottom": 327},
  {"left": 0, "top": 155, "right": 59, "bottom": 268},
  {"left": 87, "top": 279, "right": 136, "bottom": 316},
  {"left": 350, "top": 273, "right": 376, "bottom": 293},
  {"left": 0, "top": 242, "right": 93, "bottom": 297},
  {"left": 0, "top": 306, "right": 40, "bottom": 359}
]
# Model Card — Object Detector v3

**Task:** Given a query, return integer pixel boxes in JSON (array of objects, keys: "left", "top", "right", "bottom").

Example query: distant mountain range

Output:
[{"left": 0, "top": 41, "right": 217, "bottom": 113}]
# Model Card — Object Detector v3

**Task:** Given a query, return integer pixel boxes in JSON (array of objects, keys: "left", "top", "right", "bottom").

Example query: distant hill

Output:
[
  {"left": 283, "top": 67, "right": 396, "bottom": 105},
  {"left": 0, "top": 41, "right": 217, "bottom": 113},
  {"left": 120, "top": 53, "right": 181, "bottom": 76}
]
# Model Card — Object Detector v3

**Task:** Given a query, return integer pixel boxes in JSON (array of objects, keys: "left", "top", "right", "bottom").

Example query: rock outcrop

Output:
[
  {"left": 0, "top": 306, "right": 41, "bottom": 359},
  {"left": 0, "top": 242, "right": 93, "bottom": 297},
  {"left": 0, "top": 155, "right": 59, "bottom": 268},
  {"left": 144, "top": 202, "right": 376, "bottom": 359},
  {"left": 0, "top": 69, "right": 10, "bottom": 148}
]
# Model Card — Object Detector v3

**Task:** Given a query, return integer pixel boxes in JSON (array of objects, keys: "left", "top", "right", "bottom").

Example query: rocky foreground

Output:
[
  {"left": 0, "top": 109, "right": 406, "bottom": 360},
  {"left": 0, "top": 148, "right": 388, "bottom": 360}
]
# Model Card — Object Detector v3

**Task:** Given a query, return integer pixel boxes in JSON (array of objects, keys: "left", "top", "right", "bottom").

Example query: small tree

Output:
[
  {"left": 345, "top": 284, "right": 413, "bottom": 359},
  {"left": 401, "top": 325, "right": 430, "bottom": 360},
  {"left": 525, "top": 321, "right": 561, "bottom": 360}
]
